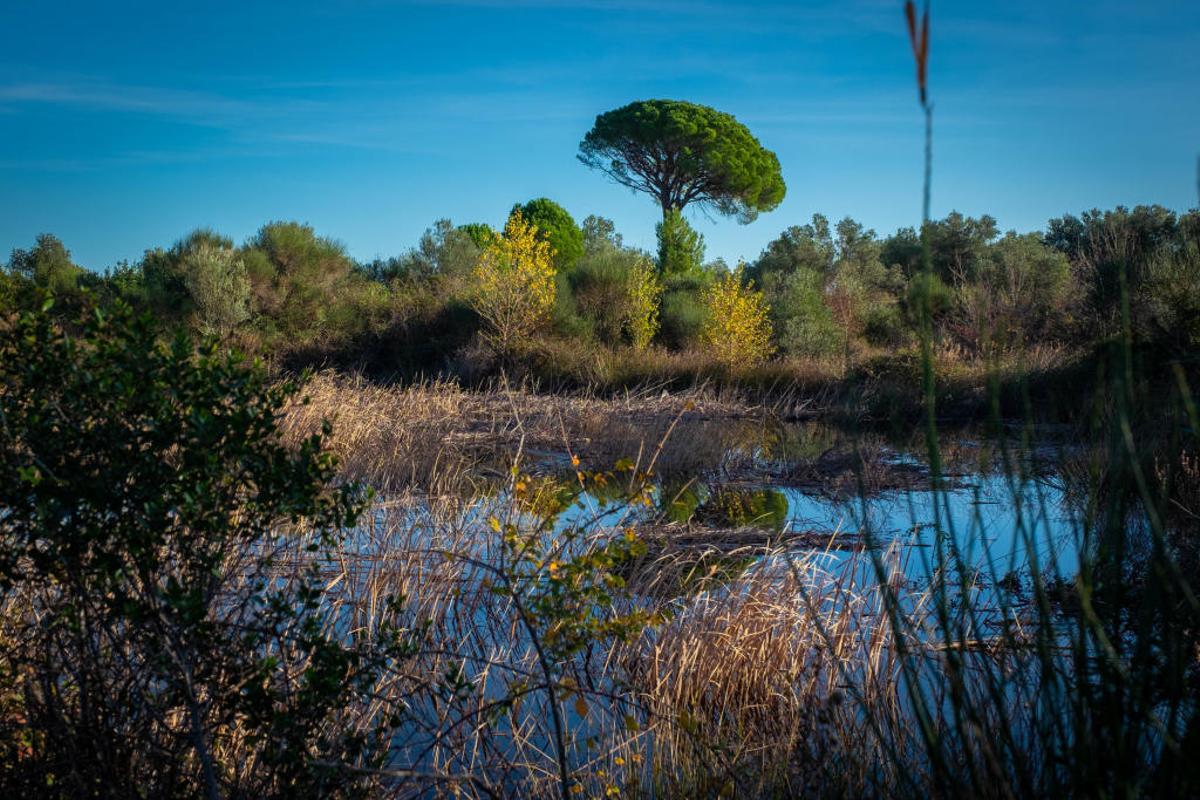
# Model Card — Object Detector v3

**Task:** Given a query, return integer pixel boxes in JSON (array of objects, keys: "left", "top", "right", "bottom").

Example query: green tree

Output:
[
  {"left": 1046, "top": 204, "right": 1187, "bottom": 339},
  {"left": 8, "top": 233, "right": 82, "bottom": 294},
  {"left": 923, "top": 211, "right": 999, "bottom": 285},
  {"left": 881, "top": 213, "right": 998, "bottom": 284},
  {"left": 457, "top": 222, "right": 496, "bottom": 250},
  {"left": 513, "top": 198, "right": 584, "bottom": 270},
  {"left": 880, "top": 226, "right": 924, "bottom": 275},
  {"left": 747, "top": 215, "right": 835, "bottom": 283},
  {"left": 363, "top": 219, "right": 482, "bottom": 281},
  {"left": 578, "top": 99, "right": 786, "bottom": 223},
  {"left": 957, "top": 232, "right": 1072, "bottom": 350},
  {"left": 581, "top": 214, "right": 623, "bottom": 255},
  {"left": 656, "top": 208, "right": 706, "bottom": 277}
]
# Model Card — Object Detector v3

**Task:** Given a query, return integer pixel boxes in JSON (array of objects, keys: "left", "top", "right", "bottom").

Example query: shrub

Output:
[
  {"left": 701, "top": 263, "right": 775, "bottom": 369},
  {"left": 1138, "top": 241, "right": 1200, "bottom": 352},
  {"left": 471, "top": 210, "right": 557, "bottom": 356},
  {"left": 0, "top": 270, "right": 19, "bottom": 314},
  {"left": 242, "top": 221, "right": 355, "bottom": 346},
  {"left": 624, "top": 255, "right": 662, "bottom": 351},
  {"left": 762, "top": 267, "right": 840, "bottom": 359},
  {"left": 861, "top": 303, "right": 907, "bottom": 347},
  {"left": 364, "top": 219, "right": 482, "bottom": 281},
  {"left": 954, "top": 232, "right": 1073, "bottom": 351},
  {"left": 7, "top": 234, "right": 83, "bottom": 295},
  {"left": 567, "top": 248, "right": 636, "bottom": 344},
  {"left": 1045, "top": 204, "right": 1183, "bottom": 339},
  {"left": 902, "top": 271, "right": 953, "bottom": 331},
  {"left": 564, "top": 248, "right": 662, "bottom": 349},
  {"left": 179, "top": 242, "right": 252, "bottom": 337},
  {"left": 0, "top": 303, "right": 400, "bottom": 798},
  {"left": 550, "top": 269, "right": 593, "bottom": 340},
  {"left": 658, "top": 273, "right": 710, "bottom": 349}
]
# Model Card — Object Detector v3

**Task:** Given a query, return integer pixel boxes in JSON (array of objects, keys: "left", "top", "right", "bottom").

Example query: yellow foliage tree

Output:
[
  {"left": 702, "top": 262, "right": 775, "bottom": 368},
  {"left": 471, "top": 211, "right": 557, "bottom": 356},
  {"left": 624, "top": 256, "right": 662, "bottom": 351}
]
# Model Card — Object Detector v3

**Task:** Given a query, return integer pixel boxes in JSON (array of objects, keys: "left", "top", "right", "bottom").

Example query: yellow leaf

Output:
[{"left": 574, "top": 695, "right": 589, "bottom": 719}]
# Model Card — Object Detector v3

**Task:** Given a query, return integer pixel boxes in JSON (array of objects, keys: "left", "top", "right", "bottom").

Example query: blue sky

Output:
[{"left": 1, "top": 0, "right": 1197, "bottom": 271}]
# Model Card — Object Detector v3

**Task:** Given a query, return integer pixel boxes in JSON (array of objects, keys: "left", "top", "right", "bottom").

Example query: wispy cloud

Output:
[{"left": 0, "top": 80, "right": 325, "bottom": 126}]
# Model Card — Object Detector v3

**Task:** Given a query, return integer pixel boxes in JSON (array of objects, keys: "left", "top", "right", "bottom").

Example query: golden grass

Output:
[
  {"left": 605, "top": 539, "right": 927, "bottom": 797},
  {"left": 279, "top": 372, "right": 779, "bottom": 493},
  {"left": 273, "top": 494, "right": 927, "bottom": 797},
  {"left": 144, "top": 370, "right": 1118, "bottom": 796}
]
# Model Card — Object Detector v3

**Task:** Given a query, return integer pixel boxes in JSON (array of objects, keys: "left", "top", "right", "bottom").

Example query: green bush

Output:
[
  {"left": 658, "top": 273, "right": 710, "bottom": 349},
  {"left": 550, "top": 269, "right": 594, "bottom": 340},
  {"left": 902, "top": 271, "right": 954, "bottom": 330},
  {"left": 7, "top": 233, "right": 83, "bottom": 295},
  {"left": 0, "top": 303, "right": 405, "bottom": 798},
  {"left": 242, "top": 221, "right": 360, "bottom": 348},
  {"left": 179, "top": 242, "right": 252, "bottom": 337},
  {"left": 1138, "top": 241, "right": 1200, "bottom": 352},
  {"left": 567, "top": 247, "right": 643, "bottom": 345},
  {"left": 514, "top": 198, "right": 584, "bottom": 270},
  {"left": 862, "top": 303, "right": 907, "bottom": 347},
  {"left": 763, "top": 267, "right": 840, "bottom": 358}
]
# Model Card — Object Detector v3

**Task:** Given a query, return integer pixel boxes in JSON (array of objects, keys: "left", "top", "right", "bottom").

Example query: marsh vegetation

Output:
[{"left": 2, "top": 4, "right": 1198, "bottom": 796}]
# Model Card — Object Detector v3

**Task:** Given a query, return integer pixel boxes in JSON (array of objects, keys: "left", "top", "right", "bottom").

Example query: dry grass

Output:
[
  {"left": 279, "top": 372, "right": 779, "bottom": 493},
  {"left": 9, "top": 367, "right": 1145, "bottom": 798},
  {"left": 271, "top": 490, "right": 934, "bottom": 798},
  {"left": 617, "top": 549, "right": 912, "bottom": 796}
]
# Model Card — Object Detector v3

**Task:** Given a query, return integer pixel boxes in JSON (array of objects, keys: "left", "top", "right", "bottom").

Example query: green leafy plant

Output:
[{"left": 0, "top": 302, "right": 411, "bottom": 798}]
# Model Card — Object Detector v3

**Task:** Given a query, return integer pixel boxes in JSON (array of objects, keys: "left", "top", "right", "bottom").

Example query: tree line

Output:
[{"left": 2, "top": 201, "right": 1195, "bottom": 373}]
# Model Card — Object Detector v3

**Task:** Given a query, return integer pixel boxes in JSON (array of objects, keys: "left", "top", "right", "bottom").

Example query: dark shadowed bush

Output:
[
  {"left": 658, "top": 273, "right": 710, "bottom": 349},
  {"left": 0, "top": 303, "right": 410, "bottom": 799}
]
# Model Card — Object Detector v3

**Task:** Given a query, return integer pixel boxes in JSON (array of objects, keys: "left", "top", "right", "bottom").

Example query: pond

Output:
[{"left": 534, "top": 418, "right": 1088, "bottom": 596}]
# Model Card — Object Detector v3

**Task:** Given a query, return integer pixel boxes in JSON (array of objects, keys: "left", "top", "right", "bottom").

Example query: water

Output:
[
  {"left": 352, "top": 419, "right": 1099, "bottom": 793},
  {"left": 535, "top": 419, "right": 1086, "bottom": 590}
]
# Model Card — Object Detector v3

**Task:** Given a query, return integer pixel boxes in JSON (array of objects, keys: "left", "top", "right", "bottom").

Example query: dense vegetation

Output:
[
  {"left": 4, "top": 201, "right": 1197, "bottom": 417},
  {"left": 2, "top": 295, "right": 1197, "bottom": 798},
  {"left": 1, "top": 27, "right": 1197, "bottom": 792}
]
